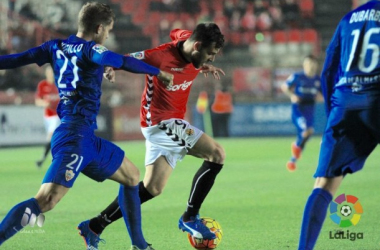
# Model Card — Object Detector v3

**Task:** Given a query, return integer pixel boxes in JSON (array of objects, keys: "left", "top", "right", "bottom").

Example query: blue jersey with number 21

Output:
[
  {"left": 322, "top": 0, "right": 380, "bottom": 113},
  {"left": 0, "top": 35, "right": 159, "bottom": 129}
]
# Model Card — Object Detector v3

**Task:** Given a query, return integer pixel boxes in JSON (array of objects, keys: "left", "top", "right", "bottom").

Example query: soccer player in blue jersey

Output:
[
  {"left": 281, "top": 55, "right": 322, "bottom": 171},
  {"left": 0, "top": 2, "right": 173, "bottom": 250},
  {"left": 298, "top": 1, "right": 380, "bottom": 249}
]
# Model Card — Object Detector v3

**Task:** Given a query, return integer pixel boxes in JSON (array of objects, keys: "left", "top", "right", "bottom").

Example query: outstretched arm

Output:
[
  {"left": 94, "top": 50, "right": 173, "bottom": 86},
  {"left": 0, "top": 46, "right": 49, "bottom": 69}
]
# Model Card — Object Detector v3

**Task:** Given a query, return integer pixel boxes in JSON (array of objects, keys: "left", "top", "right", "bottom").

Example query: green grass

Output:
[{"left": 1, "top": 137, "right": 380, "bottom": 250}]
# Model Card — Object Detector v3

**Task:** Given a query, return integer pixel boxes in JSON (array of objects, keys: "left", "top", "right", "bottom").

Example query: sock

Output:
[
  {"left": 118, "top": 184, "right": 147, "bottom": 249},
  {"left": 89, "top": 181, "right": 155, "bottom": 235},
  {"left": 183, "top": 161, "right": 223, "bottom": 221},
  {"left": 296, "top": 135, "right": 310, "bottom": 150},
  {"left": 298, "top": 188, "right": 332, "bottom": 250},
  {"left": 89, "top": 197, "right": 120, "bottom": 235},
  {"left": 0, "top": 198, "right": 41, "bottom": 245}
]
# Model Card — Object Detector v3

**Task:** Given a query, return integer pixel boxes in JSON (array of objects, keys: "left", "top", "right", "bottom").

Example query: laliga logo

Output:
[
  {"left": 329, "top": 194, "right": 364, "bottom": 241},
  {"left": 329, "top": 193, "right": 363, "bottom": 227}
]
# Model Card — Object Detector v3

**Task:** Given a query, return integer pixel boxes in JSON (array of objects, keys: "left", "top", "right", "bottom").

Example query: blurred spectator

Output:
[
  {"left": 211, "top": 82, "right": 234, "bottom": 138},
  {"left": 241, "top": 3, "right": 256, "bottom": 31},
  {"left": 281, "top": 0, "right": 301, "bottom": 28},
  {"left": 19, "top": 0, "right": 38, "bottom": 21}
]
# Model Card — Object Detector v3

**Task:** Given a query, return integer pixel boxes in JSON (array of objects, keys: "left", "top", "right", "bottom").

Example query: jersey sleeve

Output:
[
  {"left": 169, "top": 29, "right": 192, "bottom": 41},
  {"left": 129, "top": 48, "right": 164, "bottom": 69},
  {"left": 321, "top": 22, "right": 342, "bottom": 116},
  {"left": 285, "top": 74, "right": 297, "bottom": 87},
  {"left": 0, "top": 42, "right": 51, "bottom": 69},
  {"left": 89, "top": 44, "right": 160, "bottom": 75}
]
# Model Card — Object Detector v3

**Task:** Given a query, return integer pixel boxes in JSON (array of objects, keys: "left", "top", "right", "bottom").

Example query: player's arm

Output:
[
  {"left": 92, "top": 48, "right": 173, "bottom": 86},
  {"left": 200, "top": 64, "right": 225, "bottom": 80},
  {"left": 0, "top": 44, "right": 50, "bottom": 69},
  {"left": 321, "top": 23, "right": 341, "bottom": 116},
  {"left": 281, "top": 75, "right": 299, "bottom": 103}
]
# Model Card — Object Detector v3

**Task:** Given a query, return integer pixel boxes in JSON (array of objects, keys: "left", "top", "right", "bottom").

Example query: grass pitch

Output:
[{"left": 1, "top": 137, "right": 379, "bottom": 250}]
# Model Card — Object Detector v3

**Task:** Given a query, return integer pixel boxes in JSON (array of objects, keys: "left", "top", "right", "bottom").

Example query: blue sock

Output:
[
  {"left": 298, "top": 188, "right": 332, "bottom": 250},
  {"left": 0, "top": 198, "right": 41, "bottom": 245},
  {"left": 118, "top": 184, "right": 147, "bottom": 249}
]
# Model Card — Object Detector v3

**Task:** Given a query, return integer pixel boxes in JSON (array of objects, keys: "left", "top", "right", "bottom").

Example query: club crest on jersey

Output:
[
  {"left": 185, "top": 128, "right": 194, "bottom": 136},
  {"left": 92, "top": 44, "right": 108, "bottom": 54},
  {"left": 129, "top": 51, "right": 145, "bottom": 60},
  {"left": 65, "top": 170, "right": 75, "bottom": 181}
]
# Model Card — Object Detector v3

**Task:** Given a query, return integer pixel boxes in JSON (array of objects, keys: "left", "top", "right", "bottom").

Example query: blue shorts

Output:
[
  {"left": 292, "top": 103, "right": 314, "bottom": 132},
  {"left": 42, "top": 123, "right": 124, "bottom": 188},
  {"left": 314, "top": 88, "right": 380, "bottom": 178}
]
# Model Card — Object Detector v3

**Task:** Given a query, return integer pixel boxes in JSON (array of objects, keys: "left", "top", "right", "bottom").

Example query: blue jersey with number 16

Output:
[{"left": 322, "top": 0, "right": 380, "bottom": 109}]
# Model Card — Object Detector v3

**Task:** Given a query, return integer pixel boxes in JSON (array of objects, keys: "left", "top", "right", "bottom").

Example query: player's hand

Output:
[
  {"left": 103, "top": 67, "right": 115, "bottom": 83},
  {"left": 290, "top": 94, "right": 300, "bottom": 103},
  {"left": 200, "top": 64, "right": 225, "bottom": 80},
  {"left": 157, "top": 70, "right": 174, "bottom": 88}
]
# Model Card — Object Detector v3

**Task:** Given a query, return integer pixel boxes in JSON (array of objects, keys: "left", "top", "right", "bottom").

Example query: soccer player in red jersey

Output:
[
  {"left": 79, "top": 23, "right": 225, "bottom": 248},
  {"left": 35, "top": 65, "right": 60, "bottom": 167}
]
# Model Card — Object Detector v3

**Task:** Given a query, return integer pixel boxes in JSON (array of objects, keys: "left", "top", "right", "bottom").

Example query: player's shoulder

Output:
[
  {"left": 130, "top": 42, "right": 174, "bottom": 61},
  {"left": 170, "top": 29, "right": 192, "bottom": 42}
]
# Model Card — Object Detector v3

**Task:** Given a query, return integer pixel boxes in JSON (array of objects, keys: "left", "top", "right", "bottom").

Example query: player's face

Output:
[
  {"left": 191, "top": 42, "right": 220, "bottom": 68},
  {"left": 303, "top": 58, "right": 318, "bottom": 76},
  {"left": 94, "top": 21, "right": 114, "bottom": 45}
]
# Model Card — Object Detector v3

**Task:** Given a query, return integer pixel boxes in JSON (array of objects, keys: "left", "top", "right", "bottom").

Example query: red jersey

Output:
[
  {"left": 35, "top": 80, "right": 59, "bottom": 117},
  {"left": 129, "top": 29, "right": 201, "bottom": 127}
]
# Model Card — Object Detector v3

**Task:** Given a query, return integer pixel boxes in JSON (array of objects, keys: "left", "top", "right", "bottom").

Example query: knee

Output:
[
  {"left": 208, "top": 143, "right": 225, "bottom": 164},
  {"left": 120, "top": 159, "right": 140, "bottom": 186},
  {"left": 145, "top": 184, "right": 163, "bottom": 197}
]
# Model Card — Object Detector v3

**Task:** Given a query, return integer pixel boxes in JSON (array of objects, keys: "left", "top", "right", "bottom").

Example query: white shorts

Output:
[
  {"left": 141, "top": 118, "right": 204, "bottom": 168},
  {"left": 44, "top": 115, "right": 60, "bottom": 133}
]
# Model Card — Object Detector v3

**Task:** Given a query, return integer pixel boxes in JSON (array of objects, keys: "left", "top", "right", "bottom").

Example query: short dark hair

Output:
[
  {"left": 305, "top": 54, "right": 318, "bottom": 62},
  {"left": 78, "top": 2, "right": 115, "bottom": 33},
  {"left": 190, "top": 23, "right": 224, "bottom": 49}
]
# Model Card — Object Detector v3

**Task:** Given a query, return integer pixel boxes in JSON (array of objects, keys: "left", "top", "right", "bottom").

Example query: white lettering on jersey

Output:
[
  {"left": 62, "top": 42, "right": 83, "bottom": 53},
  {"left": 166, "top": 80, "right": 193, "bottom": 91},
  {"left": 171, "top": 68, "right": 184, "bottom": 71},
  {"left": 349, "top": 9, "right": 380, "bottom": 23}
]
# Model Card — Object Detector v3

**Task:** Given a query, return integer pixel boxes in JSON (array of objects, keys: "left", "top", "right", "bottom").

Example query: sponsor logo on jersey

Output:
[
  {"left": 185, "top": 128, "right": 194, "bottom": 136},
  {"left": 129, "top": 51, "right": 145, "bottom": 60},
  {"left": 171, "top": 68, "right": 184, "bottom": 71},
  {"left": 167, "top": 80, "right": 193, "bottom": 91},
  {"left": 65, "top": 170, "right": 75, "bottom": 181},
  {"left": 92, "top": 44, "right": 108, "bottom": 54}
]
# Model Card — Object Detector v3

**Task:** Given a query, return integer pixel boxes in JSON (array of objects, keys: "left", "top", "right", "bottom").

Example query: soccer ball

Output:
[
  {"left": 187, "top": 217, "right": 223, "bottom": 249},
  {"left": 340, "top": 205, "right": 352, "bottom": 217}
]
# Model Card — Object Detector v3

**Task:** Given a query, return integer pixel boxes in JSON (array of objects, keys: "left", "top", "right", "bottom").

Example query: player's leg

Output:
[
  {"left": 298, "top": 107, "right": 376, "bottom": 250},
  {"left": 85, "top": 145, "right": 174, "bottom": 236},
  {"left": 108, "top": 157, "right": 150, "bottom": 250},
  {"left": 0, "top": 183, "right": 69, "bottom": 246},
  {"left": 178, "top": 133, "right": 224, "bottom": 239},
  {"left": 298, "top": 176, "right": 342, "bottom": 250},
  {"left": 297, "top": 105, "right": 315, "bottom": 152}
]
